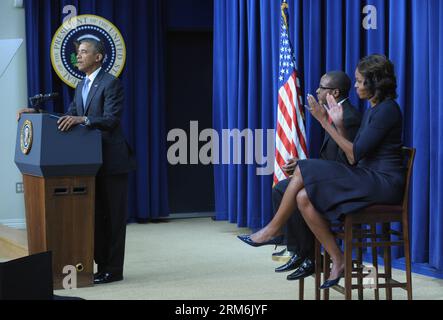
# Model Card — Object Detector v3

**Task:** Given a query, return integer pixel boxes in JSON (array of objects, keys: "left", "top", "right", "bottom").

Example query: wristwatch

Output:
[{"left": 83, "top": 117, "right": 91, "bottom": 126}]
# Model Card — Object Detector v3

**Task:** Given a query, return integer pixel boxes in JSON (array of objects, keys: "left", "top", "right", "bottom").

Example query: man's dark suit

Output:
[
  {"left": 273, "top": 99, "right": 361, "bottom": 259},
  {"left": 67, "top": 69, "right": 135, "bottom": 275}
]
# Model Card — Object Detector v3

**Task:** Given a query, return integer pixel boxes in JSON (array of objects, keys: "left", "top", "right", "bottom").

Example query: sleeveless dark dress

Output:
[{"left": 297, "top": 99, "right": 405, "bottom": 221}]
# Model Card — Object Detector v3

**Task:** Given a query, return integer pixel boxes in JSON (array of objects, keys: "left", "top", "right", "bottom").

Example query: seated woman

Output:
[{"left": 238, "top": 54, "right": 406, "bottom": 289}]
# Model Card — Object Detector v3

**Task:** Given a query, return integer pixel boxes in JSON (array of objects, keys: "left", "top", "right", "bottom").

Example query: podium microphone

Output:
[{"left": 29, "top": 92, "right": 59, "bottom": 108}]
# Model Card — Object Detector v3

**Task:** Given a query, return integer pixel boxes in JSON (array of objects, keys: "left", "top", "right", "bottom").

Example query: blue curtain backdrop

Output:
[
  {"left": 213, "top": 0, "right": 443, "bottom": 277},
  {"left": 24, "top": 0, "right": 169, "bottom": 221},
  {"left": 213, "top": 0, "right": 279, "bottom": 229}
]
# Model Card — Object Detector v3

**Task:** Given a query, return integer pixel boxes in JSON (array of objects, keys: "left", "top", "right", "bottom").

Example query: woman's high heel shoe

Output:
[
  {"left": 237, "top": 234, "right": 284, "bottom": 247},
  {"left": 320, "top": 273, "right": 344, "bottom": 289}
]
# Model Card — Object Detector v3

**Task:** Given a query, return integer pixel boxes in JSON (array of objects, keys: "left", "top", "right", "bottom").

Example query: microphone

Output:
[{"left": 29, "top": 92, "right": 59, "bottom": 108}]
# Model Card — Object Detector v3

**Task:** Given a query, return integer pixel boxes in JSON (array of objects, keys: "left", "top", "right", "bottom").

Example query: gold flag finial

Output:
[{"left": 281, "top": 2, "right": 289, "bottom": 30}]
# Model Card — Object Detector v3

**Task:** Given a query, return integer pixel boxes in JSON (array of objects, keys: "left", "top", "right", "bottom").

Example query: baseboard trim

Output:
[
  {"left": 168, "top": 212, "right": 216, "bottom": 219},
  {"left": 363, "top": 253, "right": 443, "bottom": 279},
  {"left": 0, "top": 219, "right": 26, "bottom": 229}
]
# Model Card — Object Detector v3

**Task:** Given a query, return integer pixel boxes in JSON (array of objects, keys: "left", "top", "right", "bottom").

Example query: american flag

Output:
[{"left": 274, "top": 0, "right": 308, "bottom": 184}]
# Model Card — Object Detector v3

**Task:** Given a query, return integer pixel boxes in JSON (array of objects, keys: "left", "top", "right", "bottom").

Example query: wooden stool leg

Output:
[
  {"left": 345, "top": 218, "right": 353, "bottom": 300},
  {"left": 357, "top": 245, "right": 364, "bottom": 300},
  {"left": 324, "top": 251, "right": 331, "bottom": 300},
  {"left": 382, "top": 223, "right": 393, "bottom": 300},
  {"left": 370, "top": 223, "right": 380, "bottom": 300},
  {"left": 402, "top": 219, "right": 413, "bottom": 300},
  {"left": 299, "top": 278, "right": 304, "bottom": 300},
  {"left": 315, "top": 239, "right": 321, "bottom": 300}
]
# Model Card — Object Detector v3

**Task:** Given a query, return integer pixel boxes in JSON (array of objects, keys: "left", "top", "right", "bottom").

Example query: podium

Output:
[{"left": 14, "top": 114, "right": 102, "bottom": 289}]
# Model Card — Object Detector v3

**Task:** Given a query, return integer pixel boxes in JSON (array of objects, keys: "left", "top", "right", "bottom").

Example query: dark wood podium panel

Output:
[{"left": 23, "top": 175, "right": 95, "bottom": 289}]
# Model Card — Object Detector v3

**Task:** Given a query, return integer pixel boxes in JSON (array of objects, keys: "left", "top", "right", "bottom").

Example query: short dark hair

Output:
[
  {"left": 357, "top": 54, "right": 398, "bottom": 102},
  {"left": 80, "top": 38, "right": 105, "bottom": 63},
  {"left": 325, "top": 71, "right": 351, "bottom": 98}
]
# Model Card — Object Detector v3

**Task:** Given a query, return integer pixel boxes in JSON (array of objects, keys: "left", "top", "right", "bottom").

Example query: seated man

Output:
[{"left": 272, "top": 71, "right": 361, "bottom": 280}]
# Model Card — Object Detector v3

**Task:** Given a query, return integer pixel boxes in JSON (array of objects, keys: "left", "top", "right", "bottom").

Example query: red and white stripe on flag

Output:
[{"left": 273, "top": 71, "right": 308, "bottom": 185}]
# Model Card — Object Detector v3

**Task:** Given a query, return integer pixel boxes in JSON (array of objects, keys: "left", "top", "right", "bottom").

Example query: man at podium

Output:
[{"left": 18, "top": 38, "right": 135, "bottom": 285}]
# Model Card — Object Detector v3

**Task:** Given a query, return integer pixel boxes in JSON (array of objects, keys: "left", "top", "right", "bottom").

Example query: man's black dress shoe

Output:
[
  {"left": 275, "top": 254, "right": 304, "bottom": 272},
  {"left": 237, "top": 234, "right": 284, "bottom": 247},
  {"left": 286, "top": 258, "right": 315, "bottom": 280},
  {"left": 94, "top": 272, "right": 123, "bottom": 285}
]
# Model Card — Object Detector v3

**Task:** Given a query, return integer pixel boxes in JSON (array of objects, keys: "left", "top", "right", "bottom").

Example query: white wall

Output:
[{"left": 0, "top": 0, "right": 27, "bottom": 228}]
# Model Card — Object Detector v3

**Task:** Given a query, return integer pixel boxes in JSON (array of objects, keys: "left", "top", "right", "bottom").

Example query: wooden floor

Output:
[{"left": 0, "top": 224, "right": 28, "bottom": 260}]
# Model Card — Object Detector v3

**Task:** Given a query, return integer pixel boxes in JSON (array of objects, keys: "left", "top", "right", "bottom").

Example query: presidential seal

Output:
[
  {"left": 50, "top": 14, "right": 126, "bottom": 88},
  {"left": 20, "top": 120, "right": 33, "bottom": 155}
]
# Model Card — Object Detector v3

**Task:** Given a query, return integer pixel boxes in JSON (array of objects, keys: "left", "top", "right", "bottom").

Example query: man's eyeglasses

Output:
[{"left": 318, "top": 85, "right": 336, "bottom": 90}]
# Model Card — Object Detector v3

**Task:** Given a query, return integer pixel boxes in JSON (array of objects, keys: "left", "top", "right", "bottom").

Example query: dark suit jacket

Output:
[
  {"left": 319, "top": 99, "right": 361, "bottom": 164},
  {"left": 67, "top": 69, "right": 135, "bottom": 176}
]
